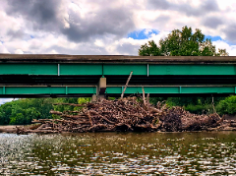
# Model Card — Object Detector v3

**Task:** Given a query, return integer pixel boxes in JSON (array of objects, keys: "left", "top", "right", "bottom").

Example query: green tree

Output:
[
  {"left": 9, "top": 113, "right": 25, "bottom": 125},
  {"left": 139, "top": 26, "right": 228, "bottom": 56},
  {"left": 0, "top": 98, "right": 55, "bottom": 125},
  {"left": 138, "top": 40, "right": 161, "bottom": 56},
  {"left": 139, "top": 26, "right": 229, "bottom": 112},
  {"left": 216, "top": 96, "right": 236, "bottom": 115},
  {"left": 166, "top": 97, "right": 198, "bottom": 107},
  {"left": 0, "top": 101, "right": 17, "bottom": 125},
  {"left": 0, "top": 97, "right": 91, "bottom": 125}
]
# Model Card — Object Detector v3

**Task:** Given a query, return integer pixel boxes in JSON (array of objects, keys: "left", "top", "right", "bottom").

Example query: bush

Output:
[
  {"left": 78, "top": 98, "right": 91, "bottom": 104},
  {"left": 166, "top": 97, "right": 198, "bottom": 107},
  {"left": 216, "top": 95, "right": 236, "bottom": 115},
  {"left": 9, "top": 113, "right": 25, "bottom": 125},
  {"left": 185, "top": 104, "right": 211, "bottom": 114}
]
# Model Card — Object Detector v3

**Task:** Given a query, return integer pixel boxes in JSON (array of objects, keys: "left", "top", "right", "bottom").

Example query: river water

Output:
[{"left": 0, "top": 132, "right": 236, "bottom": 175}]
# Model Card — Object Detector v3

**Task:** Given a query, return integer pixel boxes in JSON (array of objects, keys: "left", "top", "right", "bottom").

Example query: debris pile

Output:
[
  {"left": 16, "top": 97, "right": 236, "bottom": 133},
  {"left": 1, "top": 97, "right": 235, "bottom": 134},
  {"left": 32, "top": 97, "right": 162, "bottom": 133}
]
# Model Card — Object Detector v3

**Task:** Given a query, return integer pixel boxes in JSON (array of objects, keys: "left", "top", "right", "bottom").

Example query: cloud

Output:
[
  {"left": 6, "top": 0, "right": 62, "bottom": 31},
  {"left": 0, "top": 98, "right": 15, "bottom": 105},
  {"left": 0, "top": 43, "right": 9, "bottom": 53},
  {"left": 0, "top": 0, "right": 234, "bottom": 56},
  {"left": 61, "top": 7, "right": 134, "bottom": 42},
  {"left": 14, "top": 49, "right": 24, "bottom": 54},
  {"left": 116, "top": 43, "right": 140, "bottom": 55},
  {"left": 202, "top": 16, "right": 223, "bottom": 28},
  {"left": 6, "top": 0, "right": 135, "bottom": 42},
  {"left": 224, "top": 24, "right": 236, "bottom": 44},
  {"left": 148, "top": 0, "right": 219, "bottom": 16},
  {"left": 213, "top": 40, "right": 236, "bottom": 56},
  {"left": 0, "top": 0, "right": 236, "bottom": 106},
  {"left": 148, "top": 0, "right": 170, "bottom": 9},
  {"left": 181, "top": 0, "right": 219, "bottom": 16}
]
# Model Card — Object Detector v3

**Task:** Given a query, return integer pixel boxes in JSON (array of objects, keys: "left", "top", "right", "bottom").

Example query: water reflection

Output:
[{"left": 0, "top": 132, "right": 236, "bottom": 175}]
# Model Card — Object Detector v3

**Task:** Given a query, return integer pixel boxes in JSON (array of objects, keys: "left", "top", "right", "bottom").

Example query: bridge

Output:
[{"left": 1, "top": 54, "right": 236, "bottom": 98}]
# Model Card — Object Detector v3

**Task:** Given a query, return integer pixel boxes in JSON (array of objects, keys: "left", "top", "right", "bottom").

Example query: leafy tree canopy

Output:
[
  {"left": 0, "top": 97, "right": 91, "bottom": 125},
  {"left": 139, "top": 26, "right": 229, "bottom": 56}
]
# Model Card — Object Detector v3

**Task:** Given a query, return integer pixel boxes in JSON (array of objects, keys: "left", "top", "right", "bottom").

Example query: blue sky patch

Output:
[
  {"left": 30, "top": 35, "right": 35, "bottom": 39},
  {"left": 127, "top": 29, "right": 159, "bottom": 40},
  {"left": 204, "top": 35, "right": 234, "bottom": 45},
  {"left": 205, "top": 35, "right": 222, "bottom": 41}
]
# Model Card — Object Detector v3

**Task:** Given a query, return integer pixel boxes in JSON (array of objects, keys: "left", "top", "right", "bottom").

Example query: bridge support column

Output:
[
  {"left": 97, "top": 77, "right": 106, "bottom": 100},
  {"left": 91, "top": 94, "right": 97, "bottom": 102}
]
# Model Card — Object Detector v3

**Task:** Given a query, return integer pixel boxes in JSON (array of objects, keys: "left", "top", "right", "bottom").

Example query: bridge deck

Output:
[
  {"left": 1, "top": 54, "right": 236, "bottom": 64},
  {"left": 1, "top": 54, "right": 236, "bottom": 97}
]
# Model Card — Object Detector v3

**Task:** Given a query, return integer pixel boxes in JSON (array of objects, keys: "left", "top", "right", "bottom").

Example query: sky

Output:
[{"left": 0, "top": 0, "right": 236, "bottom": 104}]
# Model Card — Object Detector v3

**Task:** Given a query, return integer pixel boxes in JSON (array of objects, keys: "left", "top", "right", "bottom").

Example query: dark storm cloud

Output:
[
  {"left": 224, "top": 24, "right": 236, "bottom": 44},
  {"left": 6, "top": 0, "right": 135, "bottom": 42},
  {"left": 62, "top": 8, "right": 134, "bottom": 42},
  {"left": 148, "top": 0, "right": 219, "bottom": 16},
  {"left": 202, "top": 16, "right": 223, "bottom": 28},
  {"left": 6, "top": 0, "right": 61, "bottom": 31}
]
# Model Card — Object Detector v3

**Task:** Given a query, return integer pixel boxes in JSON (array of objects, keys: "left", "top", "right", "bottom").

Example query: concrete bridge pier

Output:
[
  {"left": 96, "top": 77, "right": 107, "bottom": 101},
  {"left": 91, "top": 94, "right": 97, "bottom": 102}
]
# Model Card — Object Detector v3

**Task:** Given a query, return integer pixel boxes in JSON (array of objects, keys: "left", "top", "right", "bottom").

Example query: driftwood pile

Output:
[{"left": 9, "top": 97, "right": 235, "bottom": 134}]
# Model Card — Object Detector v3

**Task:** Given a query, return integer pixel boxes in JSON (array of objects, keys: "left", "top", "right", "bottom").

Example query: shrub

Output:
[
  {"left": 184, "top": 104, "right": 211, "bottom": 114},
  {"left": 78, "top": 98, "right": 91, "bottom": 104},
  {"left": 216, "top": 95, "right": 236, "bottom": 115}
]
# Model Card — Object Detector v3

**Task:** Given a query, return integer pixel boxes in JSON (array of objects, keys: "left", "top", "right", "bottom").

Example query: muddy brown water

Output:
[{"left": 0, "top": 132, "right": 236, "bottom": 175}]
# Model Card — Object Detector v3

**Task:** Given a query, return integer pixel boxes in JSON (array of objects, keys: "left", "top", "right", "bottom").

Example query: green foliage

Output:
[
  {"left": 216, "top": 96, "right": 236, "bottom": 115},
  {"left": 0, "top": 101, "right": 16, "bottom": 125},
  {"left": 0, "top": 97, "right": 93, "bottom": 125},
  {"left": 52, "top": 98, "right": 91, "bottom": 119},
  {"left": 9, "top": 113, "right": 25, "bottom": 125},
  {"left": 185, "top": 104, "right": 211, "bottom": 115},
  {"left": 160, "top": 26, "right": 205, "bottom": 56},
  {"left": 139, "top": 26, "right": 228, "bottom": 56},
  {"left": 165, "top": 96, "right": 227, "bottom": 114},
  {"left": 138, "top": 25, "right": 229, "bottom": 114},
  {"left": 139, "top": 40, "right": 161, "bottom": 56},
  {"left": 0, "top": 98, "right": 53, "bottom": 125},
  {"left": 76, "top": 98, "right": 90, "bottom": 111},
  {"left": 149, "top": 97, "right": 167, "bottom": 105},
  {"left": 108, "top": 97, "right": 116, "bottom": 100},
  {"left": 52, "top": 98, "right": 78, "bottom": 113},
  {"left": 78, "top": 98, "right": 91, "bottom": 104},
  {"left": 166, "top": 97, "right": 198, "bottom": 107}
]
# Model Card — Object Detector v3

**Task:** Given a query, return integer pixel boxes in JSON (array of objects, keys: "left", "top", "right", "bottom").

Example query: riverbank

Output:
[
  {"left": 0, "top": 124, "right": 41, "bottom": 133},
  {"left": 1, "top": 120, "right": 236, "bottom": 134},
  {"left": 0, "top": 125, "right": 21, "bottom": 133}
]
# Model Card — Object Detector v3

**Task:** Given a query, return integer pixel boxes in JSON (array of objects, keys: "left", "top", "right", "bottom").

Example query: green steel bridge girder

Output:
[
  {"left": 1, "top": 63, "right": 236, "bottom": 96},
  {"left": 1, "top": 63, "right": 236, "bottom": 76},
  {"left": 1, "top": 86, "right": 236, "bottom": 96}
]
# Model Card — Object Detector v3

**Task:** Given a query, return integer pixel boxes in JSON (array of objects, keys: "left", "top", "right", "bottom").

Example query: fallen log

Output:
[
  {"left": 49, "top": 110, "right": 63, "bottom": 115},
  {"left": 53, "top": 103, "right": 85, "bottom": 107},
  {"left": 230, "top": 123, "right": 236, "bottom": 127}
]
